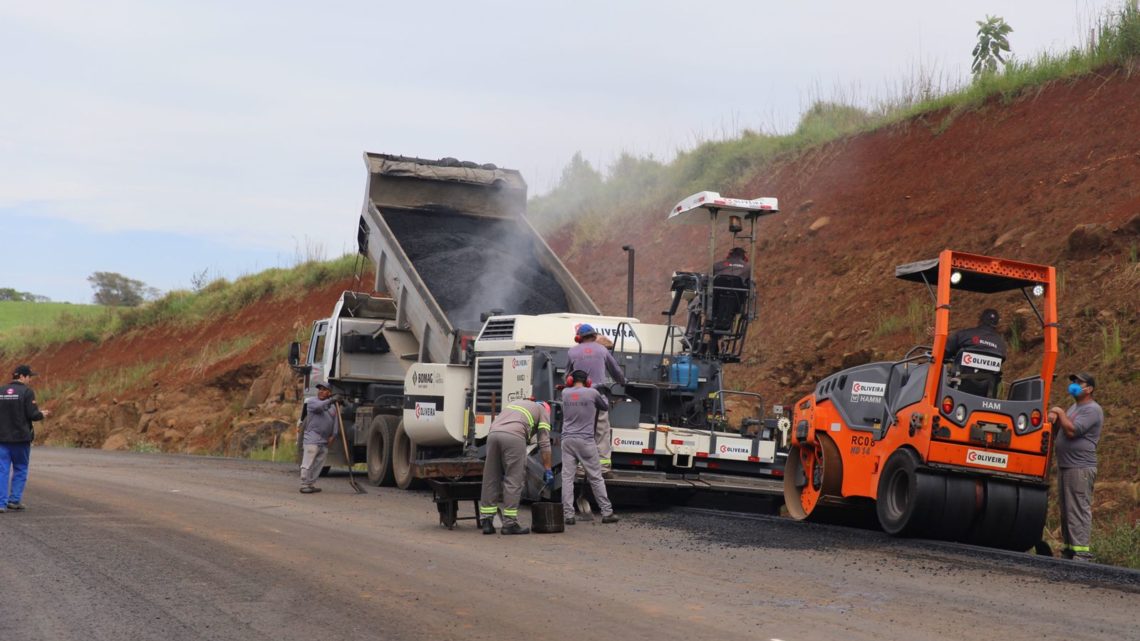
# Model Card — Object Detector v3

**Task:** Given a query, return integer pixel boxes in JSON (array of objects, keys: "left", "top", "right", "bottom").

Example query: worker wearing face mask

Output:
[{"left": 1048, "top": 373, "right": 1103, "bottom": 562}]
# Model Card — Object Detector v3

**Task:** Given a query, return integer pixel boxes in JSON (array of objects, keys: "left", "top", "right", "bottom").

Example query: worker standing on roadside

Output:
[
  {"left": 299, "top": 383, "right": 338, "bottom": 494},
  {"left": 479, "top": 399, "right": 554, "bottom": 535},
  {"left": 1049, "top": 372, "right": 1103, "bottom": 562},
  {"left": 567, "top": 324, "right": 627, "bottom": 476},
  {"left": 560, "top": 370, "right": 618, "bottom": 525},
  {"left": 0, "top": 365, "right": 48, "bottom": 513}
]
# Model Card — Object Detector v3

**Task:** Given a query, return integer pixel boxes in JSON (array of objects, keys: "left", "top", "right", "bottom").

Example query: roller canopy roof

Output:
[{"left": 895, "top": 257, "right": 1046, "bottom": 293}]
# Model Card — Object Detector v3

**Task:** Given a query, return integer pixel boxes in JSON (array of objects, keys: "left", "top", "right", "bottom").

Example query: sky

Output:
[{"left": 0, "top": 0, "right": 1123, "bottom": 303}]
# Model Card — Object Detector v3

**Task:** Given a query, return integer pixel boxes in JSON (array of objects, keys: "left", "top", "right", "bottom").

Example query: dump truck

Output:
[
  {"left": 290, "top": 153, "right": 790, "bottom": 526},
  {"left": 783, "top": 250, "right": 1057, "bottom": 551}
]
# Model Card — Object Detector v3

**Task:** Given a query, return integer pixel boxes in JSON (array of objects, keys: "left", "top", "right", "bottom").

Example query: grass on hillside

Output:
[
  {"left": 530, "top": 2, "right": 1140, "bottom": 230},
  {"left": 0, "top": 254, "right": 361, "bottom": 357},
  {"left": 0, "top": 301, "right": 106, "bottom": 333}
]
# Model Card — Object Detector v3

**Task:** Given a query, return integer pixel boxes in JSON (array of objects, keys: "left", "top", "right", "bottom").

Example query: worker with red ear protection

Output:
[
  {"left": 478, "top": 399, "right": 553, "bottom": 535},
  {"left": 566, "top": 324, "right": 627, "bottom": 476},
  {"left": 560, "top": 370, "right": 618, "bottom": 525}
]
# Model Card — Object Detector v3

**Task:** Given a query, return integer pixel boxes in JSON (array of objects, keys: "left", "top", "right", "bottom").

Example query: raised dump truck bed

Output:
[{"left": 356, "top": 153, "right": 599, "bottom": 365}]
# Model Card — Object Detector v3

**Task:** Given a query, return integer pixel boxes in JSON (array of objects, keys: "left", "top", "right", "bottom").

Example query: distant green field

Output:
[{"left": 0, "top": 302, "right": 106, "bottom": 333}]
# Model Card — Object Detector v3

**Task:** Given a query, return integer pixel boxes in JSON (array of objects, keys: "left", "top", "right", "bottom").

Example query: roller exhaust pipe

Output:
[{"left": 622, "top": 245, "right": 635, "bottom": 317}]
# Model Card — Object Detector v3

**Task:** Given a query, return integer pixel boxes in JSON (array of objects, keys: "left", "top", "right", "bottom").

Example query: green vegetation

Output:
[
  {"left": 82, "top": 362, "right": 166, "bottom": 399},
  {"left": 971, "top": 15, "right": 1014, "bottom": 76},
  {"left": 1093, "top": 516, "right": 1140, "bottom": 568},
  {"left": 0, "top": 254, "right": 359, "bottom": 357},
  {"left": 248, "top": 446, "right": 295, "bottom": 463},
  {"left": 88, "top": 271, "right": 159, "bottom": 307},
  {"left": 0, "top": 301, "right": 106, "bottom": 333},
  {"left": 873, "top": 299, "right": 928, "bottom": 339},
  {"left": 531, "top": 2, "right": 1140, "bottom": 230},
  {"left": 1101, "top": 321, "right": 1123, "bottom": 364},
  {"left": 189, "top": 335, "right": 259, "bottom": 375}
]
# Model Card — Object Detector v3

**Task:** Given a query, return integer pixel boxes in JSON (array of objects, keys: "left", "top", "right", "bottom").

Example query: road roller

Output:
[{"left": 784, "top": 250, "right": 1058, "bottom": 551}]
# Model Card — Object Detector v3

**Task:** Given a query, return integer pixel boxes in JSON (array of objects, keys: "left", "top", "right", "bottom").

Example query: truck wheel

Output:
[
  {"left": 392, "top": 419, "right": 424, "bottom": 490},
  {"left": 366, "top": 415, "right": 397, "bottom": 487}
]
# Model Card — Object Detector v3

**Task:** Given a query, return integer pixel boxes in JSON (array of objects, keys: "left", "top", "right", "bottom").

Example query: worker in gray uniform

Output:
[
  {"left": 479, "top": 399, "right": 554, "bottom": 535},
  {"left": 566, "top": 324, "right": 627, "bottom": 476},
  {"left": 560, "top": 370, "right": 618, "bottom": 525},
  {"left": 299, "top": 383, "right": 339, "bottom": 494}
]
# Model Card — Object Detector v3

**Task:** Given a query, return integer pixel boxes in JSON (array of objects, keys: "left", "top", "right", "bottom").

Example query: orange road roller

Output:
[{"left": 785, "top": 250, "right": 1058, "bottom": 551}]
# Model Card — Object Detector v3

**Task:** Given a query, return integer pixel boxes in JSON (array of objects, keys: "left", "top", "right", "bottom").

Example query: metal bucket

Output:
[{"left": 530, "top": 501, "right": 565, "bottom": 533}]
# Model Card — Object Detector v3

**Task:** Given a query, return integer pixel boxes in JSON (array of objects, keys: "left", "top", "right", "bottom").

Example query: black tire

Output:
[
  {"left": 967, "top": 479, "right": 1018, "bottom": 548},
  {"left": 366, "top": 415, "right": 398, "bottom": 487},
  {"left": 938, "top": 475, "right": 981, "bottom": 542},
  {"left": 876, "top": 448, "right": 944, "bottom": 536},
  {"left": 392, "top": 419, "right": 424, "bottom": 490},
  {"left": 1007, "top": 484, "right": 1048, "bottom": 552}
]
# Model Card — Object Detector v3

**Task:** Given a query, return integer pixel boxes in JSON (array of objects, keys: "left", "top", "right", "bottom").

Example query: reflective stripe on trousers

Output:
[{"left": 479, "top": 432, "right": 527, "bottom": 527}]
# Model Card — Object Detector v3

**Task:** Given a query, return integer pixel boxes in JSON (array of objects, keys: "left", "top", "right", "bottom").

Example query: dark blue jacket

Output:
[{"left": 0, "top": 381, "right": 44, "bottom": 443}]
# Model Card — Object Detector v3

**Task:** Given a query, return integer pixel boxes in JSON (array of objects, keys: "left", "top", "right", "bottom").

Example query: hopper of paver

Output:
[{"left": 356, "top": 153, "right": 600, "bottom": 366}]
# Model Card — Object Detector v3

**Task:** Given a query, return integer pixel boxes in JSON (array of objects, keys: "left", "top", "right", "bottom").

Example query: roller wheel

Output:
[
  {"left": 1006, "top": 484, "right": 1048, "bottom": 552},
  {"left": 876, "top": 448, "right": 946, "bottom": 536},
  {"left": 366, "top": 415, "right": 398, "bottom": 487},
  {"left": 784, "top": 434, "right": 842, "bottom": 521},
  {"left": 936, "top": 475, "right": 981, "bottom": 542},
  {"left": 966, "top": 479, "right": 1018, "bottom": 548},
  {"left": 392, "top": 419, "right": 424, "bottom": 490}
]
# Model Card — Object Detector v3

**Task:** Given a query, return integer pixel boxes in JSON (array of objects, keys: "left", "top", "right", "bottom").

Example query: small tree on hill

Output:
[
  {"left": 972, "top": 15, "right": 1013, "bottom": 76},
  {"left": 88, "top": 271, "right": 158, "bottom": 307}
]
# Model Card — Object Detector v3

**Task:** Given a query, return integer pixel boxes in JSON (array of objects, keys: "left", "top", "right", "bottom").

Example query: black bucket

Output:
[{"left": 531, "top": 501, "right": 565, "bottom": 533}]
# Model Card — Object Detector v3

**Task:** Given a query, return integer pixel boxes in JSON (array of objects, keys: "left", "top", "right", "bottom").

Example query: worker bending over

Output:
[
  {"left": 479, "top": 399, "right": 553, "bottom": 535},
  {"left": 559, "top": 370, "right": 618, "bottom": 525},
  {"left": 567, "top": 324, "right": 627, "bottom": 476}
]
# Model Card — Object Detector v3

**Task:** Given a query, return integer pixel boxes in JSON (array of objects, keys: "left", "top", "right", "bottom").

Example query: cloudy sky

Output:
[{"left": 0, "top": 0, "right": 1120, "bottom": 303}]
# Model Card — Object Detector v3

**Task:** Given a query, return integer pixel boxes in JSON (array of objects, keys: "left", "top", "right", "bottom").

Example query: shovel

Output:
[{"left": 334, "top": 402, "right": 366, "bottom": 495}]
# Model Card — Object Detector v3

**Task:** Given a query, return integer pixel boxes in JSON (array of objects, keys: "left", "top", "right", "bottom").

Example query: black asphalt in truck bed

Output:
[{"left": 382, "top": 208, "right": 570, "bottom": 332}]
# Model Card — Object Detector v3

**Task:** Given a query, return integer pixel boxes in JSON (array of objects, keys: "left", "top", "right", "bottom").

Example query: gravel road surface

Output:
[{"left": 1, "top": 448, "right": 1136, "bottom": 641}]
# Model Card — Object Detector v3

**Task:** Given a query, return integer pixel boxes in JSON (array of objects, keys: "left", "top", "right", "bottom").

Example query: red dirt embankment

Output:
[
  {"left": 21, "top": 278, "right": 361, "bottom": 456},
  {"left": 549, "top": 69, "right": 1140, "bottom": 517}
]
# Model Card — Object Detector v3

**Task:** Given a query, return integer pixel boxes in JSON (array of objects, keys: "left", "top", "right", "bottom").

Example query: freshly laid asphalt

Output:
[{"left": 1, "top": 448, "right": 1136, "bottom": 641}]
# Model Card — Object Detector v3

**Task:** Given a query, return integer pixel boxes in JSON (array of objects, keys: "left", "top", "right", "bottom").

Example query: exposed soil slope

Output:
[
  {"left": 548, "top": 69, "right": 1140, "bottom": 517},
  {"left": 20, "top": 277, "right": 363, "bottom": 456}
]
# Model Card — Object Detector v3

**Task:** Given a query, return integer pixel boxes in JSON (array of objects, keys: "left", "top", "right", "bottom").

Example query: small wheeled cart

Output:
[{"left": 426, "top": 479, "right": 483, "bottom": 530}]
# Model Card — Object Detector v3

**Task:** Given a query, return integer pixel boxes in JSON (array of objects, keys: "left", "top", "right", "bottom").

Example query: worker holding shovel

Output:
[{"left": 299, "top": 383, "right": 338, "bottom": 494}]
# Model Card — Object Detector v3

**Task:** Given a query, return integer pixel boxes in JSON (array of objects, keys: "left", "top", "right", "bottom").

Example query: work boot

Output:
[
  {"left": 299, "top": 487, "right": 316, "bottom": 494},
  {"left": 601, "top": 514, "right": 620, "bottom": 524},
  {"left": 6, "top": 502, "right": 24, "bottom": 511},
  {"left": 565, "top": 517, "right": 576, "bottom": 525},
  {"left": 481, "top": 518, "right": 496, "bottom": 535},
  {"left": 500, "top": 523, "right": 530, "bottom": 535}
]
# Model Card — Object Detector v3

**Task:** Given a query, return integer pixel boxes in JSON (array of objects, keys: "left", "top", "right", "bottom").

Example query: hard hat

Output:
[{"left": 576, "top": 323, "right": 597, "bottom": 338}]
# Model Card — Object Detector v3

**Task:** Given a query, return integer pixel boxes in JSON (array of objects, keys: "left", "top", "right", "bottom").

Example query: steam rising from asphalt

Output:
[{"left": 383, "top": 208, "right": 569, "bottom": 331}]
